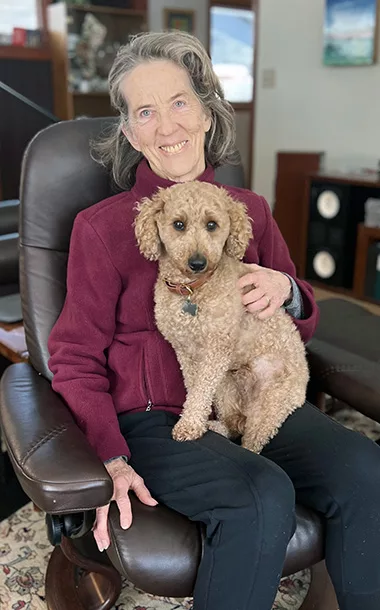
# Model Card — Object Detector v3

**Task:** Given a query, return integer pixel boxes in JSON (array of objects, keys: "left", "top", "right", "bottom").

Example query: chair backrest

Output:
[{"left": 20, "top": 117, "right": 245, "bottom": 379}]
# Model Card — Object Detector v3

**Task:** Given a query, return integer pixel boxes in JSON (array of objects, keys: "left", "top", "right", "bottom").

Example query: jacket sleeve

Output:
[
  {"left": 251, "top": 196, "right": 319, "bottom": 344},
  {"left": 48, "top": 214, "right": 131, "bottom": 462}
]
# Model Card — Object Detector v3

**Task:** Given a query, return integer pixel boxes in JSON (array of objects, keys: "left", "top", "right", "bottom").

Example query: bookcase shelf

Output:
[
  {"left": 0, "top": 45, "right": 51, "bottom": 61},
  {"left": 69, "top": 4, "right": 145, "bottom": 18}
]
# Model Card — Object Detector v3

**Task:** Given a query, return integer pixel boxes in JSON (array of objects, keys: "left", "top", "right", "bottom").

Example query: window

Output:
[
  {"left": 210, "top": 5, "right": 254, "bottom": 103},
  {"left": 0, "top": 0, "right": 38, "bottom": 36}
]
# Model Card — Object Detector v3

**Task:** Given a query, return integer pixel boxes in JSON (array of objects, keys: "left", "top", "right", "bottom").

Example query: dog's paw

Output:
[
  {"left": 172, "top": 418, "right": 207, "bottom": 442},
  {"left": 207, "top": 420, "right": 231, "bottom": 438}
]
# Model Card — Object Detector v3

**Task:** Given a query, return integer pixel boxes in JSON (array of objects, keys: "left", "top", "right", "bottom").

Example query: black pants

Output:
[{"left": 119, "top": 403, "right": 380, "bottom": 610}]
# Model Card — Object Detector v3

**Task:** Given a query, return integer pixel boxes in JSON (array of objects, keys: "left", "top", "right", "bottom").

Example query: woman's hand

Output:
[
  {"left": 237, "top": 263, "right": 292, "bottom": 320},
  {"left": 93, "top": 458, "right": 158, "bottom": 552}
]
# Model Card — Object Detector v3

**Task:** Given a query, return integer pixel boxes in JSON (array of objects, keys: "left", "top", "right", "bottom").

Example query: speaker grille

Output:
[{"left": 312, "top": 250, "right": 336, "bottom": 279}]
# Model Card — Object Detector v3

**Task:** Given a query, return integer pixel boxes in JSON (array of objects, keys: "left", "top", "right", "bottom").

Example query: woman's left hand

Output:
[{"left": 237, "top": 263, "right": 292, "bottom": 320}]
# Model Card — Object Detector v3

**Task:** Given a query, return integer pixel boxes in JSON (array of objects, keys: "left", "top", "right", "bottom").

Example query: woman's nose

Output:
[{"left": 157, "top": 110, "right": 176, "bottom": 136}]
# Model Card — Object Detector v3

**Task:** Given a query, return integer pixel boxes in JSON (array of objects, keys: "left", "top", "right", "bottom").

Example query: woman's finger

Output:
[
  {"left": 237, "top": 272, "right": 259, "bottom": 290},
  {"left": 241, "top": 287, "right": 265, "bottom": 306},
  {"left": 246, "top": 294, "right": 271, "bottom": 313},
  {"left": 257, "top": 298, "right": 279, "bottom": 320},
  {"left": 257, "top": 304, "right": 277, "bottom": 320},
  {"left": 93, "top": 504, "right": 110, "bottom": 551},
  {"left": 114, "top": 485, "right": 133, "bottom": 530},
  {"left": 132, "top": 476, "right": 158, "bottom": 507}
]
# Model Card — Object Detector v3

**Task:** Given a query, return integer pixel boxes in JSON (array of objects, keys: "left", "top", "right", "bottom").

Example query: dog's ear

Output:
[
  {"left": 134, "top": 190, "right": 165, "bottom": 261},
  {"left": 225, "top": 194, "right": 253, "bottom": 259}
]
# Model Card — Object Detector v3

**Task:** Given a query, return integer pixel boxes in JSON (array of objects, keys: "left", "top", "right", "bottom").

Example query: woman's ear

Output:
[
  {"left": 224, "top": 194, "right": 253, "bottom": 260},
  {"left": 134, "top": 191, "right": 165, "bottom": 260},
  {"left": 204, "top": 112, "right": 212, "bottom": 133},
  {"left": 122, "top": 123, "right": 142, "bottom": 152}
]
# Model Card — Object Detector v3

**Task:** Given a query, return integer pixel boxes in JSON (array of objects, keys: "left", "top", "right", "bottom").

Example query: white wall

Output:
[
  {"left": 253, "top": 0, "right": 380, "bottom": 206},
  {"left": 148, "top": 0, "right": 208, "bottom": 47}
]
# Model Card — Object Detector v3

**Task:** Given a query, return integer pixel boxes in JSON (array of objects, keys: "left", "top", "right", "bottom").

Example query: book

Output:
[{"left": 12, "top": 28, "right": 27, "bottom": 47}]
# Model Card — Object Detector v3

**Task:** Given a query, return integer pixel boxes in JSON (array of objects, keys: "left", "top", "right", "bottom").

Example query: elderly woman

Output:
[{"left": 48, "top": 31, "right": 380, "bottom": 610}]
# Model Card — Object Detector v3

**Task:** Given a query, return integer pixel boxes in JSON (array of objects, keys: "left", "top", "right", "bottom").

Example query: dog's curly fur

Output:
[{"left": 135, "top": 181, "right": 309, "bottom": 453}]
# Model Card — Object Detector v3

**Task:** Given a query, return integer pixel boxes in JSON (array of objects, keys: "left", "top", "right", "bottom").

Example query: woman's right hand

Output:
[{"left": 93, "top": 457, "right": 158, "bottom": 552}]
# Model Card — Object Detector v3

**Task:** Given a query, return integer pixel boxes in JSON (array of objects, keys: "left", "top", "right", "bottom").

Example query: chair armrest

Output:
[
  {"left": 0, "top": 363, "right": 113, "bottom": 513},
  {"left": 307, "top": 338, "right": 380, "bottom": 422}
]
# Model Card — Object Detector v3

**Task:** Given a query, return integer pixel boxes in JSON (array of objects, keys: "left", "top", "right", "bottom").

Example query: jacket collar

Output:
[{"left": 132, "top": 158, "right": 215, "bottom": 199}]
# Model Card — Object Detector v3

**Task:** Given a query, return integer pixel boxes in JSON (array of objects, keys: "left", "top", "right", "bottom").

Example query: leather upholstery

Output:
[
  {"left": 314, "top": 298, "right": 380, "bottom": 362},
  {"left": 105, "top": 501, "right": 323, "bottom": 597},
  {"left": 0, "top": 118, "right": 325, "bottom": 595},
  {"left": 308, "top": 298, "right": 380, "bottom": 422},
  {"left": 0, "top": 363, "right": 113, "bottom": 513},
  {"left": 107, "top": 494, "right": 202, "bottom": 597}
]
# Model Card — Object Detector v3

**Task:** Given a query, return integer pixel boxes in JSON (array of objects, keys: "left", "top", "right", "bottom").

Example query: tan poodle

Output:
[{"left": 134, "top": 182, "right": 309, "bottom": 453}]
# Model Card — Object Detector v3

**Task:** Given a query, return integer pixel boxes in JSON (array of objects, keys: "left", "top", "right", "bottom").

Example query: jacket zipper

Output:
[{"left": 142, "top": 360, "right": 153, "bottom": 411}]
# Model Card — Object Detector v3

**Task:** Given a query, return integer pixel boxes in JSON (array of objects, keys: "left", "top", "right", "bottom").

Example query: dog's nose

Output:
[{"left": 188, "top": 254, "right": 207, "bottom": 273}]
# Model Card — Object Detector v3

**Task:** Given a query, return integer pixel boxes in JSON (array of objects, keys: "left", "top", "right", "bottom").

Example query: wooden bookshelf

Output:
[
  {"left": 47, "top": 1, "right": 147, "bottom": 120},
  {"left": 69, "top": 4, "right": 145, "bottom": 18},
  {"left": 0, "top": 45, "right": 51, "bottom": 61},
  {"left": 73, "top": 91, "right": 109, "bottom": 97},
  {"left": 353, "top": 224, "right": 380, "bottom": 303}
]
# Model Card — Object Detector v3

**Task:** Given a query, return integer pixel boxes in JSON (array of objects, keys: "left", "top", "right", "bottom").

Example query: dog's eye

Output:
[
  {"left": 206, "top": 221, "right": 218, "bottom": 232},
  {"left": 173, "top": 220, "right": 185, "bottom": 231}
]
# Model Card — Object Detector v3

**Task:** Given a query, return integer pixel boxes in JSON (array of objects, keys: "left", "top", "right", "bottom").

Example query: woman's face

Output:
[{"left": 122, "top": 60, "right": 212, "bottom": 183}]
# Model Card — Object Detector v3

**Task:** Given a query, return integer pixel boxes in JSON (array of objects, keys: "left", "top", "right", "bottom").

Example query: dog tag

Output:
[{"left": 182, "top": 299, "right": 198, "bottom": 316}]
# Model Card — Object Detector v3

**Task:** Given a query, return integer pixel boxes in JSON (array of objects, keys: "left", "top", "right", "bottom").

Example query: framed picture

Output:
[
  {"left": 324, "top": 0, "right": 378, "bottom": 66},
  {"left": 164, "top": 9, "right": 195, "bottom": 34}
]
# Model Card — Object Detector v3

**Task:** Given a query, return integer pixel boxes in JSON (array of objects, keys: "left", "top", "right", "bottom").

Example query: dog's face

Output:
[{"left": 135, "top": 182, "right": 253, "bottom": 277}]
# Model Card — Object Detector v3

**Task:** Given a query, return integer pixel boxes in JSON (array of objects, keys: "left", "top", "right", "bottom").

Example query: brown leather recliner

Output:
[{"left": 0, "top": 118, "right": 338, "bottom": 610}]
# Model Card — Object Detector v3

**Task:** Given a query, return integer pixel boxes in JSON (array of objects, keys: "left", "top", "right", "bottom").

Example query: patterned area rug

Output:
[{"left": 1, "top": 406, "right": 379, "bottom": 610}]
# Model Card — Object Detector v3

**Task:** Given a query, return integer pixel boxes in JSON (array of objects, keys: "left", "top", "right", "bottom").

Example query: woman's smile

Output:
[{"left": 159, "top": 140, "right": 189, "bottom": 154}]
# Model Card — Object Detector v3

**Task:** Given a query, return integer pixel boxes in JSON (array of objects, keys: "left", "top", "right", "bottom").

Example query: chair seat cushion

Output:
[
  {"left": 315, "top": 298, "right": 380, "bottom": 363},
  {"left": 95, "top": 497, "right": 323, "bottom": 598},
  {"left": 308, "top": 298, "right": 380, "bottom": 421}
]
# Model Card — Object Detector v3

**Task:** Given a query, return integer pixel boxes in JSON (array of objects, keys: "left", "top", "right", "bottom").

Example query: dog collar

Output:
[{"left": 164, "top": 271, "right": 214, "bottom": 297}]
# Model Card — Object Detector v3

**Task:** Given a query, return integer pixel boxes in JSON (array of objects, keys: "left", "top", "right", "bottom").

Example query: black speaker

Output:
[{"left": 306, "top": 180, "right": 371, "bottom": 289}]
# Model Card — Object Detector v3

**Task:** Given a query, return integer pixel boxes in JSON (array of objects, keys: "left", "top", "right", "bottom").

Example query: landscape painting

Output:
[{"left": 324, "top": 0, "right": 378, "bottom": 65}]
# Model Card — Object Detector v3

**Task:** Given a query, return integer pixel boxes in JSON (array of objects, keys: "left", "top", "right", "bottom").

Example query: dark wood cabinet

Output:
[{"left": 273, "top": 151, "right": 325, "bottom": 276}]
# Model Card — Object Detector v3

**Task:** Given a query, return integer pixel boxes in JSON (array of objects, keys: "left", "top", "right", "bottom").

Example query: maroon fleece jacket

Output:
[{"left": 48, "top": 159, "right": 319, "bottom": 462}]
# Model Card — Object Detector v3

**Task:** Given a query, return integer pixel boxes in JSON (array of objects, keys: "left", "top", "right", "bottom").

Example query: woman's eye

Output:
[
  {"left": 173, "top": 220, "right": 185, "bottom": 231},
  {"left": 140, "top": 109, "right": 151, "bottom": 118},
  {"left": 207, "top": 221, "right": 218, "bottom": 232},
  {"left": 174, "top": 100, "right": 186, "bottom": 108}
]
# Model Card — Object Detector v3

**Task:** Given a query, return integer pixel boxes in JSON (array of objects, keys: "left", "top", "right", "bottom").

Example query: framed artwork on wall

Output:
[
  {"left": 323, "top": 0, "right": 378, "bottom": 65},
  {"left": 164, "top": 8, "right": 195, "bottom": 34}
]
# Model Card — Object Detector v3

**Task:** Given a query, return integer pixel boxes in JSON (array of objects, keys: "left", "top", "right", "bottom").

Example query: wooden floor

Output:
[{"left": 313, "top": 286, "right": 380, "bottom": 316}]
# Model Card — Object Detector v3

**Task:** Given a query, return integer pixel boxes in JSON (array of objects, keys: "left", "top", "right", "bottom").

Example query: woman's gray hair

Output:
[{"left": 92, "top": 30, "right": 238, "bottom": 190}]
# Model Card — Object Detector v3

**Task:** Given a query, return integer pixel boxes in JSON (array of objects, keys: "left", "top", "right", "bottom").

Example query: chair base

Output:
[
  {"left": 45, "top": 538, "right": 122, "bottom": 610},
  {"left": 45, "top": 540, "right": 337, "bottom": 610},
  {"left": 300, "top": 561, "right": 338, "bottom": 610}
]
